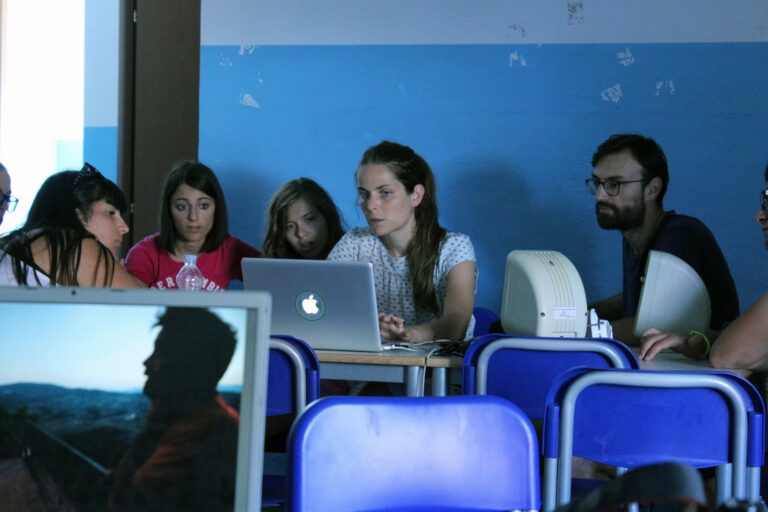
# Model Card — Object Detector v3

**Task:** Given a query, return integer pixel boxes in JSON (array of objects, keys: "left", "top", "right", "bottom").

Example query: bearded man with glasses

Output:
[{"left": 587, "top": 133, "right": 739, "bottom": 345}]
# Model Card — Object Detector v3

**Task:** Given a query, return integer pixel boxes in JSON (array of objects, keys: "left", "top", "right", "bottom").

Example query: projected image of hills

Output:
[
  {"left": 0, "top": 303, "right": 248, "bottom": 511},
  {"left": 0, "top": 383, "right": 148, "bottom": 468}
]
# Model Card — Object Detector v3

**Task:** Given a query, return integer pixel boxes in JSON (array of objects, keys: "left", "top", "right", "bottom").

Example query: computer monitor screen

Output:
[
  {"left": 0, "top": 287, "right": 270, "bottom": 512},
  {"left": 500, "top": 250, "right": 588, "bottom": 338},
  {"left": 633, "top": 250, "right": 711, "bottom": 337}
]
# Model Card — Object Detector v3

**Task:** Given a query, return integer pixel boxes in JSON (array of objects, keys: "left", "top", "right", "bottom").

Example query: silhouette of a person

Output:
[{"left": 108, "top": 307, "right": 239, "bottom": 512}]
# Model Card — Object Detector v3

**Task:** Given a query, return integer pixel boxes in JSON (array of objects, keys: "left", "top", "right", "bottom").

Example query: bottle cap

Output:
[{"left": 184, "top": 254, "right": 197, "bottom": 264}]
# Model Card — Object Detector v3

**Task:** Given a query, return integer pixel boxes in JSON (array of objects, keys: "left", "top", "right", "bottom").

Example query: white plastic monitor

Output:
[
  {"left": 633, "top": 250, "right": 711, "bottom": 337},
  {"left": 500, "top": 250, "right": 588, "bottom": 338}
]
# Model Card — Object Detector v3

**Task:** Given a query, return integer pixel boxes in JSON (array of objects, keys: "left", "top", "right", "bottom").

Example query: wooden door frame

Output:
[{"left": 118, "top": 0, "right": 200, "bottom": 249}]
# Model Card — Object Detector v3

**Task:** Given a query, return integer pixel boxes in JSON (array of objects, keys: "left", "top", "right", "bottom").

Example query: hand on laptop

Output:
[{"left": 379, "top": 313, "right": 410, "bottom": 341}]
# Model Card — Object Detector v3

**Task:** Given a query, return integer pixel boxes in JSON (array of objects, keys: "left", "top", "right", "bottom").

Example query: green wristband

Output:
[{"left": 689, "top": 330, "right": 711, "bottom": 359}]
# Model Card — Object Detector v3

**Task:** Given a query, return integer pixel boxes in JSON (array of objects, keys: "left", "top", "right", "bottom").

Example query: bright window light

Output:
[{"left": 0, "top": 0, "right": 85, "bottom": 233}]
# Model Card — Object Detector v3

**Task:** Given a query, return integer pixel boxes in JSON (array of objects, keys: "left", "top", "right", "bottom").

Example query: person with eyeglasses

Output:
[
  {"left": 640, "top": 162, "right": 768, "bottom": 368},
  {"left": 0, "top": 163, "right": 19, "bottom": 227},
  {"left": 587, "top": 134, "right": 739, "bottom": 345}
]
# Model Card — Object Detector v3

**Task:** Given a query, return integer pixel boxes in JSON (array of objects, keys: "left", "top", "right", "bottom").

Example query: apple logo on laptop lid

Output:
[{"left": 294, "top": 290, "right": 326, "bottom": 321}]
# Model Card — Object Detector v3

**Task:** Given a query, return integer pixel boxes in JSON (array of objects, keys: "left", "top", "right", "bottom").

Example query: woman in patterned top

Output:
[{"left": 328, "top": 140, "right": 477, "bottom": 341}]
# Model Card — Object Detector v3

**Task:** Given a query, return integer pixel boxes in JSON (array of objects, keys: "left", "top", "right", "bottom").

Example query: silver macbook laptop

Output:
[
  {"left": 0, "top": 286, "right": 271, "bottom": 511},
  {"left": 241, "top": 258, "right": 385, "bottom": 352}
]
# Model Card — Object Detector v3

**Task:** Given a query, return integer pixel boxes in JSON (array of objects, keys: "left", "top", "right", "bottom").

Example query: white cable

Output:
[{"left": 420, "top": 344, "right": 442, "bottom": 396}]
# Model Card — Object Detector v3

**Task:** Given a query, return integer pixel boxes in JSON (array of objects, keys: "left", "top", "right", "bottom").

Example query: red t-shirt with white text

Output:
[{"left": 125, "top": 233, "right": 261, "bottom": 290}]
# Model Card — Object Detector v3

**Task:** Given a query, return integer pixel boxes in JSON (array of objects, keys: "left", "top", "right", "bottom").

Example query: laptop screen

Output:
[
  {"left": 0, "top": 287, "right": 270, "bottom": 512},
  {"left": 241, "top": 258, "right": 383, "bottom": 351}
]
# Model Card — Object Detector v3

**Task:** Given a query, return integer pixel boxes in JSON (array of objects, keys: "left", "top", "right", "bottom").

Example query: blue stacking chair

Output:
[
  {"left": 463, "top": 334, "right": 639, "bottom": 419},
  {"left": 267, "top": 335, "right": 320, "bottom": 416},
  {"left": 472, "top": 306, "right": 500, "bottom": 336},
  {"left": 288, "top": 395, "right": 541, "bottom": 512},
  {"left": 542, "top": 367, "right": 765, "bottom": 512},
  {"left": 263, "top": 335, "right": 321, "bottom": 505}
]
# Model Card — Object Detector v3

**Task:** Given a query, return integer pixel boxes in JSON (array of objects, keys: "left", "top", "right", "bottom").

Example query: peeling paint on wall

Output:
[
  {"left": 507, "top": 24, "right": 527, "bottom": 39},
  {"left": 219, "top": 54, "right": 232, "bottom": 67},
  {"left": 600, "top": 84, "right": 623, "bottom": 103},
  {"left": 239, "top": 45, "right": 257, "bottom": 55},
  {"left": 509, "top": 51, "right": 527, "bottom": 67},
  {"left": 655, "top": 79, "right": 675, "bottom": 96},
  {"left": 239, "top": 92, "right": 260, "bottom": 108},
  {"left": 567, "top": 2, "right": 584, "bottom": 25},
  {"left": 617, "top": 47, "right": 635, "bottom": 66}
]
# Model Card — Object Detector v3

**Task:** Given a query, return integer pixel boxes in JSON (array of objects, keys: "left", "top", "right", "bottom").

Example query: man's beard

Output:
[{"left": 596, "top": 200, "right": 645, "bottom": 231}]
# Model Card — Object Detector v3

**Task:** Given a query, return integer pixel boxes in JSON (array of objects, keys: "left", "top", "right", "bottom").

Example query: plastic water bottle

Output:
[{"left": 176, "top": 254, "right": 204, "bottom": 291}]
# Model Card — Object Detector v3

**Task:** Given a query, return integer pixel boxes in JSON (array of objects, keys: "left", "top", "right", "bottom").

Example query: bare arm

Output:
[
  {"left": 77, "top": 238, "right": 147, "bottom": 288},
  {"left": 709, "top": 290, "right": 768, "bottom": 370},
  {"left": 404, "top": 260, "right": 476, "bottom": 342},
  {"left": 640, "top": 291, "right": 768, "bottom": 368}
]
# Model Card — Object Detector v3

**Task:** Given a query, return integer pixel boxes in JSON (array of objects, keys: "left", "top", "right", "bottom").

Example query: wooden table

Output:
[{"left": 316, "top": 348, "right": 436, "bottom": 396}]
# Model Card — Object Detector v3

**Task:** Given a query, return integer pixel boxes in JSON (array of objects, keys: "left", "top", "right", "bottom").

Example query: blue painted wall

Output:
[
  {"left": 198, "top": 2, "right": 768, "bottom": 313},
  {"left": 83, "top": 0, "right": 119, "bottom": 181},
  {"left": 83, "top": 126, "right": 118, "bottom": 180}
]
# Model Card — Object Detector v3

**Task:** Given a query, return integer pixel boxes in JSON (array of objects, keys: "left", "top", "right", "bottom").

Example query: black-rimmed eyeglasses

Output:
[
  {"left": 760, "top": 188, "right": 768, "bottom": 211},
  {"left": 585, "top": 178, "right": 647, "bottom": 197},
  {"left": 0, "top": 190, "right": 18, "bottom": 212}
]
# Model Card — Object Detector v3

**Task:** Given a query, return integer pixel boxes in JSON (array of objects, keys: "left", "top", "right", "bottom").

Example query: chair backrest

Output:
[
  {"left": 268, "top": 335, "right": 320, "bottom": 416},
  {"left": 472, "top": 306, "right": 499, "bottom": 336},
  {"left": 542, "top": 368, "right": 765, "bottom": 511},
  {"left": 288, "top": 395, "right": 540, "bottom": 512},
  {"left": 463, "top": 334, "right": 639, "bottom": 419}
]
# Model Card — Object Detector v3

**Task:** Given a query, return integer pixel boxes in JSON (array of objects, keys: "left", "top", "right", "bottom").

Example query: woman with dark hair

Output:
[
  {"left": 263, "top": 177, "right": 345, "bottom": 260},
  {"left": 328, "top": 141, "right": 477, "bottom": 341},
  {"left": 0, "top": 165, "right": 143, "bottom": 287},
  {"left": 125, "top": 160, "right": 261, "bottom": 290},
  {"left": 72, "top": 163, "right": 130, "bottom": 258}
]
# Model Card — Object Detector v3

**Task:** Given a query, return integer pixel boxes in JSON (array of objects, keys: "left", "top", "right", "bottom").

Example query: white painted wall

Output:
[{"left": 202, "top": 0, "right": 768, "bottom": 45}]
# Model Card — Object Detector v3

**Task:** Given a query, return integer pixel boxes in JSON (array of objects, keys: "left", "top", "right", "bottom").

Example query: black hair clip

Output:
[{"left": 73, "top": 162, "right": 105, "bottom": 187}]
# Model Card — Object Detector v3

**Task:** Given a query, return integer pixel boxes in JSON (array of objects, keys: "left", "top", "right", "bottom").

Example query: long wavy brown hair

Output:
[
  {"left": 263, "top": 178, "right": 345, "bottom": 259},
  {"left": 358, "top": 141, "right": 446, "bottom": 315}
]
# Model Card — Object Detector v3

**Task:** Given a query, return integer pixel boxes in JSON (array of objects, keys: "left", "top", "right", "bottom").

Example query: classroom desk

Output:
[
  {"left": 427, "top": 347, "right": 754, "bottom": 397},
  {"left": 316, "top": 348, "right": 435, "bottom": 397},
  {"left": 317, "top": 346, "right": 753, "bottom": 398},
  {"left": 633, "top": 347, "right": 752, "bottom": 377}
]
